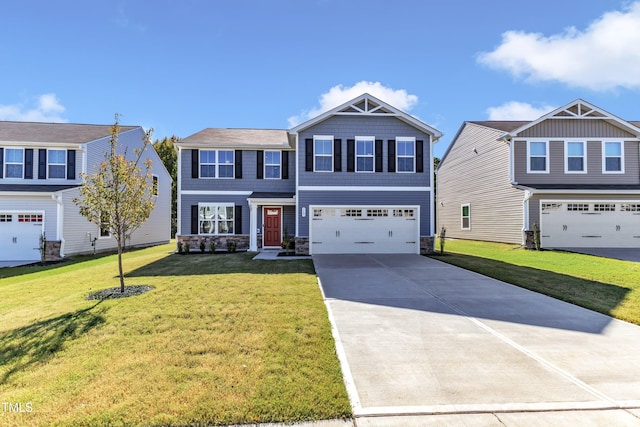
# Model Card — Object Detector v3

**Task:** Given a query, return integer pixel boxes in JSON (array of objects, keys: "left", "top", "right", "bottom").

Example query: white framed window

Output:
[
  {"left": 5, "top": 148, "right": 24, "bottom": 178},
  {"left": 314, "top": 136, "right": 333, "bottom": 172},
  {"left": 264, "top": 151, "right": 281, "bottom": 179},
  {"left": 199, "top": 150, "right": 234, "bottom": 178},
  {"left": 48, "top": 149, "right": 67, "bottom": 179},
  {"left": 527, "top": 141, "right": 549, "bottom": 173},
  {"left": 565, "top": 141, "right": 586, "bottom": 173},
  {"left": 396, "top": 137, "right": 415, "bottom": 173},
  {"left": 603, "top": 141, "right": 624, "bottom": 173},
  {"left": 461, "top": 204, "right": 470, "bottom": 230},
  {"left": 198, "top": 203, "right": 234, "bottom": 235},
  {"left": 356, "top": 136, "right": 374, "bottom": 173},
  {"left": 152, "top": 175, "right": 159, "bottom": 196},
  {"left": 100, "top": 212, "right": 111, "bottom": 237}
]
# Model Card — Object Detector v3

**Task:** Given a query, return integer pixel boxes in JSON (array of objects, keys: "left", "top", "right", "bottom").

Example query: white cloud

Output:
[
  {"left": 288, "top": 81, "right": 419, "bottom": 127},
  {"left": 486, "top": 101, "right": 556, "bottom": 120},
  {"left": 0, "top": 94, "right": 68, "bottom": 122},
  {"left": 478, "top": 2, "right": 640, "bottom": 90}
]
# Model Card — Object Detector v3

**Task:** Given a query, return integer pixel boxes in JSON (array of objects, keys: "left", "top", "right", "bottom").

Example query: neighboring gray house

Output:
[
  {"left": 0, "top": 121, "right": 172, "bottom": 264},
  {"left": 437, "top": 99, "right": 640, "bottom": 248},
  {"left": 176, "top": 93, "right": 443, "bottom": 254}
]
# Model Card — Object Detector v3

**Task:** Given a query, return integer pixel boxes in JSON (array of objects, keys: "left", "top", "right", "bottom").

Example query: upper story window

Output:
[
  {"left": 396, "top": 137, "right": 415, "bottom": 173},
  {"left": 356, "top": 137, "right": 374, "bottom": 173},
  {"left": 264, "top": 151, "right": 281, "bottom": 179},
  {"left": 152, "top": 175, "right": 159, "bottom": 196},
  {"left": 565, "top": 141, "right": 586, "bottom": 173},
  {"left": 461, "top": 204, "right": 471, "bottom": 230},
  {"left": 5, "top": 148, "right": 24, "bottom": 178},
  {"left": 314, "top": 136, "right": 333, "bottom": 172},
  {"left": 603, "top": 141, "right": 624, "bottom": 173},
  {"left": 48, "top": 149, "right": 67, "bottom": 179},
  {"left": 198, "top": 203, "right": 234, "bottom": 235},
  {"left": 527, "top": 141, "right": 548, "bottom": 173},
  {"left": 199, "top": 149, "right": 234, "bottom": 179}
]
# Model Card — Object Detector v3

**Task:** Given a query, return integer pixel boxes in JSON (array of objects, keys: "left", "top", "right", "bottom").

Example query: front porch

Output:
[{"left": 247, "top": 192, "right": 296, "bottom": 252}]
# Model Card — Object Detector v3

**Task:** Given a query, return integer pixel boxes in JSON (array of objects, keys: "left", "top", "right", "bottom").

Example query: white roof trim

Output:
[
  {"left": 289, "top": 93, "right": 443, "bottom": 141},
  {"left": 503, "top": 99, "right": 640, "bottom": 139}
]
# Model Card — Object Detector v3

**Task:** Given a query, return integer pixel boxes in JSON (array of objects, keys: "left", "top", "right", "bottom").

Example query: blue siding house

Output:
[{"left": 176, "top": 93, "right": 442, "bottom": 255}]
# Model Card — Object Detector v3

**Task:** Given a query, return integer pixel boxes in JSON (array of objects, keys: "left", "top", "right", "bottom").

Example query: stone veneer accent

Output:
[
  {"left": 524, "top": 230, "right": 536, "bottom": 250},
  {"left": 420, "top": 236, "right": 435, "bottom": 255},
  {"left": 295, "top": 237, "right": 309, "bottom": 255},
  {"left": 177, "top": 235, "right": 250, "bottom": 252},
  {"left": 45, "top": 241, "right": 63, "bottom": 262}
]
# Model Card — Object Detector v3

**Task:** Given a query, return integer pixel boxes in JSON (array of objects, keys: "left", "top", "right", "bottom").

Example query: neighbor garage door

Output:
[
  {"left": 0, "top": 213, "right": 44, "bottom": 262},
  {"left": 309, "top": 206, "right": 419, "bottom": 254},
  {"left": 540, "top": 201, "right": 640, "bottom": 248}
]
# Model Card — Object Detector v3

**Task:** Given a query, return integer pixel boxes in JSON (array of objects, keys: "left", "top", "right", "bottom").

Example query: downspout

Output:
[
  {"left": 522, "top": 189, "right": 533, "bottom": 246},
  {"left": 176, "top": 145, "right": 182, "bottom": 238},
  {"left": 429, "top": 135, "right": 435, "bottom": 238},
  {"left": 294, "top": 133, "right": 299, "bottom": 238},
  {"left": 53, "top": 193, "right": 65, "bottom": 257}
]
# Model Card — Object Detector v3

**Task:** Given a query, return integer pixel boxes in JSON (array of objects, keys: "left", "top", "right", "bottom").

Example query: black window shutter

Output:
[
  {"left": 235, "top": 150, "right": 242, "bottom": 179},
  {"left": 38, "top": 149, "right": 47, "bottom": 179},
  {"left": 191, "top": 150, "right": 199, "bottom": 179},
  {"left": 416, "top": 140, "right": 424, "bottom": 173},
  {"left": 387, "top": 140, "right": 396, "bottom": 173},
  {"left": 256, "top": 150, "right": 264, "bottom": 179},
  {"left": 334, "top": 139, "right": 342, "bottom": 172},
  {"left": 67, "top": 149, "right": 76, "bottom": 179},
  {"left": 305, "top": 139, "right": 313, "bottom": 171},
  {"left": 235, "top": 206, "right": 242, "bottom": 235},
  {"left": 375, "top": 140, "right": 383, "bottom": 172},
  {"left": 0, "top": 148, "right": 3, "bottom": 178},
  {"left": 191, "top": 205, "right": 199, "bottom": 234},
  {"left": 347, "top": 139, "right": 355, "bottom": 172},
  {"left": 282, "top": 151, "right": 289, "bottom": 179},
  {"left": 24, "top": 149, "right": 33, "bottom": 179}
]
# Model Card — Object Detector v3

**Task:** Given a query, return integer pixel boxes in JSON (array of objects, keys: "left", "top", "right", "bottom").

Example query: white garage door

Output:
[
  {"left": 0, "top": 213, "right": 43, "bottom": 262},
  {"left": 309, "top": 206, "right": 420, "bottom": 254},
  {"left": 540, "top": 201, "right": 640, "bottom": 248}
]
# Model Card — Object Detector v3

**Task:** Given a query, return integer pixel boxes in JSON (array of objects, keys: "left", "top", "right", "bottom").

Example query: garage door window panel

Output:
[
  {"left": 603, "top": 142, "right": 624, "bottom": 173},
  {"left": 565, "top": 141, "right": 586, "bottom": 173},
  {"left": 527, "top": 141, "right": 548, "bottom": 173},
  {"left": 5, "top": 149, "right": 24, "bottom": 178}
]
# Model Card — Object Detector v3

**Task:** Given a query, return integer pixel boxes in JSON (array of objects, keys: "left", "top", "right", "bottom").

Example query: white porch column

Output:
[{"left": 249, "top": 201, "right": 258, "bottom": 251}]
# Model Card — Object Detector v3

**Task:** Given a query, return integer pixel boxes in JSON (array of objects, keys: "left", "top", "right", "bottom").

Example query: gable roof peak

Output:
[{"left": 289, "top": 92, "right": 442, "bottom": 140}]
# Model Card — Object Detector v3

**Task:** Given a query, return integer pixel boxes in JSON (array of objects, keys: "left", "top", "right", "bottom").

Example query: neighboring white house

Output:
[{"left": 0, "top": 121, "right": 172, "bottom": 264}]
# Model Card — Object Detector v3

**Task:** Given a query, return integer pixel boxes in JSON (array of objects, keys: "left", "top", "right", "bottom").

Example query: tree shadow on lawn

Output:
[
  {"left": 433, "top": 253, "right": 632, "bottom": 327},
  {"left": 0, "top": 302, "right": 107, "bottom": 384},
  {"left": 126, "top": 252, "right": 316, "bottom": 277},
  {"left": 0, "top": 252, "right": 116, "bottom": 280}
]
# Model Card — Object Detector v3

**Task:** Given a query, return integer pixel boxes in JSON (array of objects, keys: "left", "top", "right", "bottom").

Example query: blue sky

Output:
[{"left": 1, "top": 0, "right": 639, "bottom": 157}]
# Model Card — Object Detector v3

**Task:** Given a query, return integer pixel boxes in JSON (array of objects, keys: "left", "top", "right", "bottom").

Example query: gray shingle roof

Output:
[
  {"left": 0, "top": 184, "right": 80, "bottom": 193},
  {"left": 0, "top": 121, "right": 137, "bottom": 143},
  {"left": 179, "top": 128, "right": 293, "bottom": 149},
  {"left": 468, "top": 121, "right": 532, "bottom": 132}
]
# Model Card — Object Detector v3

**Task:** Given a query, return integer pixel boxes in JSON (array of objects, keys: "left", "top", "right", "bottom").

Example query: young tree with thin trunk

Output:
[{"left": 73, "top": 114, "right": 155, "bottom": 292}]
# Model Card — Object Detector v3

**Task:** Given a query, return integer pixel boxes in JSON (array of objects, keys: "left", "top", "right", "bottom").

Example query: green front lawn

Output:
[
  {"left": 434, "top": 239, "right": 640, "bottom": 325},
  {"left": 0, "top": 245, "right": 351, "bottom": 426}
]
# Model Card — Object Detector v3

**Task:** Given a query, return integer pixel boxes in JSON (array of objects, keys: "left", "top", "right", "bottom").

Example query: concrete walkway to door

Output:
[{"left": 313, "top": 254, "right": 640, "bottom": 426}]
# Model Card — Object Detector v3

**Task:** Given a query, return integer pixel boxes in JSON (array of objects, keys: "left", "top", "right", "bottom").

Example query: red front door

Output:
[{"left": 264, "top": 207, "right": 282, "bottom": 247}]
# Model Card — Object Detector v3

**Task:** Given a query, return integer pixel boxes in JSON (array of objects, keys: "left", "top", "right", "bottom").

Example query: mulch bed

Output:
[{"left": 87, "top": 285, "right": 155, "bottom": 300}]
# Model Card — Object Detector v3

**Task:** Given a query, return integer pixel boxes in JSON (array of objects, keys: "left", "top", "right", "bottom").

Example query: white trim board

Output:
[
  {"left": 298, "top": 186, "right": 431, "bottom": 192},
  {"left": 181, "top": 190, "right": 252, "bottom": 196}
]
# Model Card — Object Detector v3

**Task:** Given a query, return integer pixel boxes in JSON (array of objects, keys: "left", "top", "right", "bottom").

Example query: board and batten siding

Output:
[
  {"left": 437, "top": 123, "right": 524, "bottom": 244},
  {"left": 519, "top": 119, "right": 636, "bottom": 139},
  {"left": 514, "top": 140, "right": 640, "bottom": 185},
  {"left": 297, "top": 190, "right": 430, "bottom": 237}
]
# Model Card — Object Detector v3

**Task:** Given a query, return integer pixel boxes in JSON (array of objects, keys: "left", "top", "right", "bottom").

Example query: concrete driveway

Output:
[
  {"left": 556, "top": 248, "right": 640, "bottom": 262},
  {"left": 313, "top": 254, "right": 640, "bottom": 426}
]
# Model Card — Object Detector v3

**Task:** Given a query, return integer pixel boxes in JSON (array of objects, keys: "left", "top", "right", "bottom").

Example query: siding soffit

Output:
[
  {"left": 501, "top": 99, "right": 640, "bottom": 140},
  {"left": 289, "top": 93, "right": 443, "bottom": 141}
]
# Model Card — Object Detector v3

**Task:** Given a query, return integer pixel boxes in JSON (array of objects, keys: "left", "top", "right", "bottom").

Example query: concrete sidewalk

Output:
[{"left": 313, "top": 254, "right": 640, "bottom": 426}]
